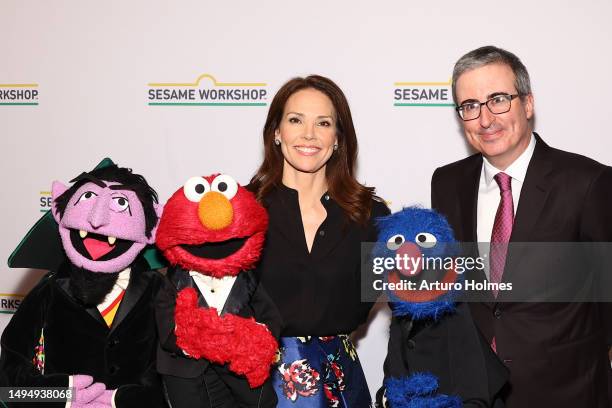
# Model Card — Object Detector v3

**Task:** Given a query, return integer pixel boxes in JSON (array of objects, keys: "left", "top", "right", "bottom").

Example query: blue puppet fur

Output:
[
  {"left": 385, "top": 373, "right": 462, "bottom": 408},
  {"left": 377, "top": 207, "right": 465, "bottom": 407},
  {"left": 389, "top": 295, "right": 456, "bottom": 321},
  {"left": 375, "top": 206, "right": 461, "bottom": 320}
]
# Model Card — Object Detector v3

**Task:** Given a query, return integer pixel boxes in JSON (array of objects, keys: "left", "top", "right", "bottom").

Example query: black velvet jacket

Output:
[{"left": 0, "top": 258, "right": 166, "bottom": 408}]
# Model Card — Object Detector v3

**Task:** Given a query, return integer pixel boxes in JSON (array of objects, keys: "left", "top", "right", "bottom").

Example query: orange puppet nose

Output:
[{"left": 198, "top": 191, "right": 233, "bottom": 230}]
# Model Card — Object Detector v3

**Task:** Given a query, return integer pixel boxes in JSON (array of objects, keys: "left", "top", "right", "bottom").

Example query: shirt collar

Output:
[
  {"left": 483, "top": 133, "right": 536, "bottom": 186},
  {"left": 189, "top": 270, "right": 236, "bottom": 283},
  {"left": 277, "top": 183, "right": 332, "bottom": 207},
  {"left": 115, "top": 268, "right": 131, "bottom": 291}
]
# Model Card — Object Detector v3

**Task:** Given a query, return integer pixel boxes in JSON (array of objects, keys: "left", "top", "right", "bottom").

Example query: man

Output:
[{"left": 431, "top": 46, "right": 612, "bottom": 407}]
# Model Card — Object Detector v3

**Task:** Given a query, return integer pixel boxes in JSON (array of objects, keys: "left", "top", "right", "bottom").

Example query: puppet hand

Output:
[
  {"left": 174, "top": 288, "right": 278, "bottom": 387},
  {"left": 72, "top": 374, "right": 94, "bottom": 390},
  {"left": 225, "top": 314, "right": 278, "bottom": 388},
  {"left": 71, "top": 403, "right": 112, "bottom": 408},
  {"left": 175, "top": 287, "right": 233, "bottom": 361},
  {"left": 71, "top": 375, "right": 106, "bottom": 405},
  {"left": 91, "top": 389, "right": 114, "bottom": 407},
  {"left": 383, "top": 373, "right": 461, "bottom": 408}
]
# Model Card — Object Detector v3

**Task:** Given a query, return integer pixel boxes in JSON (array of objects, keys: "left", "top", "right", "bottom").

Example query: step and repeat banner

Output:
[{"left": 2, "top": 0, "right": 611, "bottom": 396}]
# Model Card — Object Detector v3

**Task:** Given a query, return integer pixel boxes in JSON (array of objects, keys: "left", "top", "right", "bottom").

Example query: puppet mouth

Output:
[
  {"left": 180, "top": 237, "right": 247, "bottom": 260},
  {"left": 387, "top": 266, "right": 457, "bottom": 303},
  {"left": 70, "top": 229, "right": 134, "bottom": 261}
]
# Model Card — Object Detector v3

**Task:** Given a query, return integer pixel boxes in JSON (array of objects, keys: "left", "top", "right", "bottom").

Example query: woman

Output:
[{"left": 250, "top": 75, "right": 389, "bottom": 407}]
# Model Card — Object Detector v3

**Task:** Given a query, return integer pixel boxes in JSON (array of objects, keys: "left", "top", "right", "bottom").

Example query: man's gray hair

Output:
[{"left": 452, "top": 45, "right": 532, "bottom": 104}]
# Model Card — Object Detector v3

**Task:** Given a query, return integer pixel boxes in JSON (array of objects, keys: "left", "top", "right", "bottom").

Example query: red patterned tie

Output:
[
  {"left": 490, "top": 172, "right": 514, "bottom": 296},
  {"left": 490, "top": 172, "right": 513, "bottom": 354}
]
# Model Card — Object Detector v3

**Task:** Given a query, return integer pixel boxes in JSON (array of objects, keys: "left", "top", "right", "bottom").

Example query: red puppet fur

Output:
[
  {"left": 175, "top": 288, "right": 278, "bottom": 388},
  {"left": 156, "top": 176, "right": 268, "bottom": 278},
  {"left": 157, "top": 175, "right": 278, "bottom": 388}
]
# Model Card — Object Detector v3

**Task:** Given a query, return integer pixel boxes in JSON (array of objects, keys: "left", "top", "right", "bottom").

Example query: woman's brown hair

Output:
[{"left": 250, "top": 75, "right": 377, "bottom": 226}]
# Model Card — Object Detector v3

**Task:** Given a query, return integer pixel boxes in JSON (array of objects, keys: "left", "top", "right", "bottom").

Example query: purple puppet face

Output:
[{"left": 51, "top": 180, "right": 160, "bottom": 273}]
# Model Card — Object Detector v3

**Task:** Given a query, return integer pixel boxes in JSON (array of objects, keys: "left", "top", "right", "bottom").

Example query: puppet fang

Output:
[{"left": 69, "top": 229, "right": 133, "bottom": 262}]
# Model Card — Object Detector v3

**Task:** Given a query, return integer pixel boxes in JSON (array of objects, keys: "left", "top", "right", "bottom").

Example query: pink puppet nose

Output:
[
  {"left": 88, "top": 195, "right": 111, "bottom": 228},
  {"left": 396, "top": 242, "right": 423, "bottom": 277}
]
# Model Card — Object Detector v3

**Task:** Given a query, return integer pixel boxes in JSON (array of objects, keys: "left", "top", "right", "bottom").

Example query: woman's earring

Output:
[
  {"left": 274, "top": 139, "right": 281, "bottom": 146},
  {"left": 333, "top": 144, "right": 338, "bottom": 151}
]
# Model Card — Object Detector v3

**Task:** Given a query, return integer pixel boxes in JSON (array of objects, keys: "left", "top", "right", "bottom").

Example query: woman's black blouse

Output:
[{"left": 255, "top": 184, "right": 390, "bottom": 337}]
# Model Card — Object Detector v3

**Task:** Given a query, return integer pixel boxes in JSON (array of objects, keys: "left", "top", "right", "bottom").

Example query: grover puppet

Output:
[
  {"left": 0, "top": 162, "right": 165, "bottom": 408},
  {"left": 155, "top": 174, "right": 280, "bottom": 408},
  {"left": 374, "top": 207, "right": 508, "bottom": 408}
]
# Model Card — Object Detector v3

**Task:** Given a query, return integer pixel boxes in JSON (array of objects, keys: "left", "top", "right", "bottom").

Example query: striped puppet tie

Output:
[{"left": 101, "top": 290, "right": 126, "bottom": 327}]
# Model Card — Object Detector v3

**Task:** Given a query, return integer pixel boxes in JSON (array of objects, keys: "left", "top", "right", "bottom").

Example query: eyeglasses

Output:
[{"left": 456, "top": 94, "right": 519, "bottom": 121}]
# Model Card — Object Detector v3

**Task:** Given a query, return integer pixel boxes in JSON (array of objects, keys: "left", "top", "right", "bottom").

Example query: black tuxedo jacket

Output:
[
  {"left": 155, "top": 266, "right": 281, "bottom": 378},
  {"left": 378, "top": 302, "right": 509, "bottom": 407},
  {"left": 431, "top": 134, "right": 612, "bottom": 407}
]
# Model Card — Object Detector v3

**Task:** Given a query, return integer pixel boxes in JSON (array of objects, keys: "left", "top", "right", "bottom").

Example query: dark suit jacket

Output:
[
  {"left": 378, "top": 302, "right": 508, "bottom": 407},
  {"left": 431, "top": 134, "right": 612, "bottom": 407},
  {"left": 155, "top": 266, "right": 281, "bottom": 378},
  {"left": 0, "top": 259, "right": 166, "bottom": 408}
]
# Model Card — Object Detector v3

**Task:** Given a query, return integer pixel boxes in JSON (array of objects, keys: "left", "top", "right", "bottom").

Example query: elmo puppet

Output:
[{"left": 155, "top": 174, "right": 280, "bottom": 408}]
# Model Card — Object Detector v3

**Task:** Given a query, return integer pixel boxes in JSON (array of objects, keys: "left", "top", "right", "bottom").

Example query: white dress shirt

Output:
[
  {"left": 477, "top": 134, "right": 536, "bottom": 278},
  {"left": 189, "top": 271, "right": 236, "bottom": 314},
  {"left": 97, "top": 268, "right": 131, "bottom": 313}
]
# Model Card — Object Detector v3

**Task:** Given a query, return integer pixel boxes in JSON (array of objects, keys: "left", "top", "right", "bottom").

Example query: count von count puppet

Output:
[
  {"left": 0, "top": 161, "right": 166, "bottom": 408},
  {"left": 155, "top": 174, "right": 280, "bottom": 408}
]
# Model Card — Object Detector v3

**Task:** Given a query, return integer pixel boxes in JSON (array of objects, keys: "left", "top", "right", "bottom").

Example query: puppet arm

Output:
[
  {"left": 174, "top": 287, "right": 278, "bottom": 388},
  {"left": 107, "top": 360, "right": 165, "bottom": 408},
  {"left": 0, "top": 273, "right": 70, "bottom": 388},
  {"left": 384, "top": 374, "right": 462, "bottom": 408},
  {"left": 250, "top": 274, "right": 283, "bottom": 340},
  {"left": 224, "top": 313, "right": 278, "bottom": 388},
  {"left": 154, "top": 273, "right": 184, "bottom": 355}
]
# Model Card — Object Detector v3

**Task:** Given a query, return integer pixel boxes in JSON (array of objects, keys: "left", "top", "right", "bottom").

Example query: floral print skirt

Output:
[{"left": 273, "top": 335, "right": 372, "bottom": 408}]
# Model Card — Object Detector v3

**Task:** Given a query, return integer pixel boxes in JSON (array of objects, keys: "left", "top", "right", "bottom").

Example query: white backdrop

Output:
[{"left": 2, "top": 0, "right": 612, "bottom": 397}]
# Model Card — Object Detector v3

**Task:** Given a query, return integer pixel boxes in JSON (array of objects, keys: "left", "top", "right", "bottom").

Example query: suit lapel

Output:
[
  {"left": 56, "top": 264, "right": 108, "bottom": 328},
  {"left": 509, "top": 134, "right": 552, "bottom": 243},
  {"left": 458, "top": 155, "right": 482, "bottom": 243},
  {"left": 109, "top": 259, "right": 153, "bottom": 333},
  {"left": 170, "top": 266, "right": 210, "bottom": 308},
  {"left": 499, "top": 134, "right": 552, "bottom": 299},
  {"left": 221, "top": 270, "right": 256, "bottom": 315},
  {"left": 458, "top": 156, "right": 496, "bottom": 304}
]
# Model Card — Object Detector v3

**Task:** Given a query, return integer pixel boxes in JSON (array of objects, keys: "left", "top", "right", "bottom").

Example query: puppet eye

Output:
[
  {"left": 183, "top": 177, "right": 211, "bottom": 202},
  {"left": 415, "top": 232, "right": 437, "bottom": 248},
  {"left": 387, "top": 234, "right": 405, "bottom": 250},
  {"left": 112, "top": 196, "right": 130, "bottom": 212},
  {"left": 211, "top": 174, "right": 238, "bottom": 199},
  {"left": 76, "top": 191, "right": 98, "bottom": 204}
]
